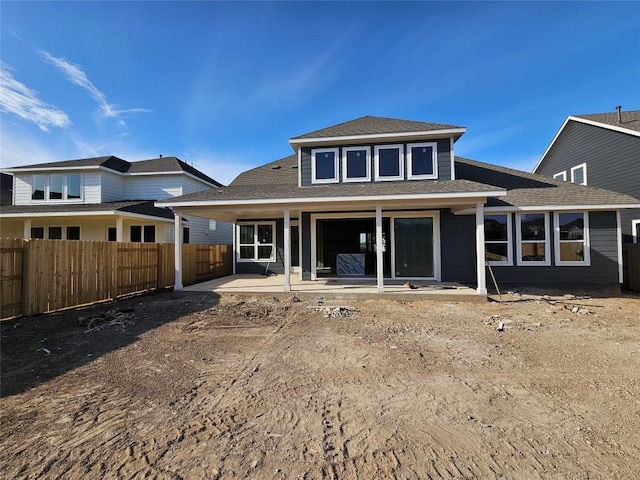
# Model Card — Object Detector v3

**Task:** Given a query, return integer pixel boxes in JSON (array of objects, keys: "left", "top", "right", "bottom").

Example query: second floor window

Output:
[
  {"left": 375, "top": 144, "right": 404, "bottom": 181},
  {"left": 570, "top": 163, "right": 587, "bottom": 185},
  {"left": 32, "top": 173, "right": 82, "bottom": 201},
  {"left": 311, "top": 148, "right": 339, "bottom": 184},
  {"left": 407, "top": 142, "right": 438, "bottom": 180}
]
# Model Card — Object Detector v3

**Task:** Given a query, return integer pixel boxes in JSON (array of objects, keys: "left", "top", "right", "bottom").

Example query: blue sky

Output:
[{"left": 1, "top": 1, "right": 639, "bottom": 184}]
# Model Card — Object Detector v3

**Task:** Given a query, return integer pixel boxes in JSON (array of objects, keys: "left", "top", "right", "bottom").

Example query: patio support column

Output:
[
  {"left": 232, "top": 222, "right": 236, "bottom": 275},
  {"left": 116, "top": 216, "right": 124, "bottom": 242},
  {"left": 23, "top": 218, "right": 32, "bottom": 239},
  {"left": 616, "top": 211, "right": 623, "bottom": 284},
  {"left": 283, "top": 209, "right": 291, "bottom": 292},
  {"left": 376, "top": 206, "right": 384, "bottom": 293},
  {"left": 475, "top": 202, "right": 487, "bottom": 295},
  {"left": 174, "top": 211, "right": 183, "bottom": 291}
]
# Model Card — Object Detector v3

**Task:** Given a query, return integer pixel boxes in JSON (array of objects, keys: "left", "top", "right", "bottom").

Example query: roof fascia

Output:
[
  {"left": 158, "top": 189, "right": 507, "bottom": 208},
  {"left": 455, "top": 203, "right": 640, "bottom": 215},
  {"left": 0, "top": 210, "right": 173, "bottom": 222},
  {"left": 289, "top": 128, "right": 467, "bottom": 147},
  {"left": 534, "top": 115, "right": 640, "bottom": 173},
  {"left": 3, "top": 165, "right": 102, "bottom": 173}
]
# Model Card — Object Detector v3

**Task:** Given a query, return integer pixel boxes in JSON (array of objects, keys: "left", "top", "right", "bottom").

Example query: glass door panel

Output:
[{"left": 394, "top": 217, "right": 434, "bottom": 277}]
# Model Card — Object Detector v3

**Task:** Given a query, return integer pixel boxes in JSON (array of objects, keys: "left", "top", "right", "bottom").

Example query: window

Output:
[
  {"left": 66, "top": 226, "right": 80, "bottom": 240},
  {"left": 633, "top": 220, "right": 640, "bottom": 244},
  {"left": 407, "top": 142, "right": 438, "bottom": 180},
  {"left": 31, "top": 173, "right": 82, "bottom": 201},
  {"left": 31, "top": 227, "right": 44, "bottom": 239},
  {"left": 144, "top": 225, "right": 155, "bottom": 243},
  {"left": 484, "top": 214, "right": 512, "bottom": 265},
  {"left": 374, "top": 144, "right": 404, "bottom": 181},
  {"left": 48, "top": 226, "right": 62, "bottom": 240},
  {"left": 237, "top": 222, "right": 276, "bottom": 261},
  {"left": 183, "top": 227, "right": 190, "bottom": 244},
  {"left": 554, "top": 212, "right": 589, "bottom": 265},
  {"left": 108, "top": 227, "right": 117, "bottom": 242},
  {"left": 130, "top": 225, "right": 155, "bottom": 242},
  {"left": 570, "top": 163, "right": 587, "bottom": 185},
  {"left": 553, "top": 171, "right": 567, "bottom": 181},
  {"left": 130, "top": 226, "right": 142, "bottom": 242},
  {"left": 516, "top": 213, "right": 550, "bottom": 266},
  {"left": 342, "top": 146, "right": 371, "bottom": 182},
  {"left": 311, "top": 148, "right": 339, "bottom": 184}
]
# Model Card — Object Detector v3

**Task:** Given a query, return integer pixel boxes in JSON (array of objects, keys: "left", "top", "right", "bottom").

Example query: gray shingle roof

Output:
[
  {"left": 573, "top": 109, "right": 640, "bottom": 133},
  {"left": 291, "top": 115, "right": 464, "bottom": 140},
  {"left": 6, "top": 156, "right": 130, "bottom": 172},
  {"left": 455, "top": 157, "right": 640, "bottom": 208},
  {"left": 230, "top": 155, "right": 298, "bottom": 186},
  {"left": 0, "top": 200, "right": 175, "bottom": 219}
]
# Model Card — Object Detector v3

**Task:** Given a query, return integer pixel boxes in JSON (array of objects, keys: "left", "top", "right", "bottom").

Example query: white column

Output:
[
  {"left": 174, "top": 212, "right": 183, "bottom": 290},
  {"left": 475, "top": 202, "right": 487, "bottom": 294},
  {"left": 23, "top": 219, "right": 32, "bottom": 239},
  {"left": 376, "top": 206, "right": 384, "bottom": 293},
  {"left": 616, "top": 211, "right": 623, "bottom": 284},
  {"left": 116, "top": 216, "right": 124, "bottom": 242},
  {"left": 232, "top": 222, "right": 236, "bottom": 275},
  {"left": 284, "top": 209, "right": 291, "bottom": 292}
]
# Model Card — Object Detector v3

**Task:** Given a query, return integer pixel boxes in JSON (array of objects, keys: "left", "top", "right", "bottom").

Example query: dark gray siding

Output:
[
  {"left": 440, "top": 210, "right": 476, "bottom": 283},
  {"left": 300, "top": 139, "right": 453, "bottom": 187},
  {"left": 537, "top": 121, "right": 640, "bottom": 240},
  {"left": 235, "top": 219, "right": 285, "bottom": 275},
  {"left": 489, "top": 211, "right": 619, "bottom": 286}
]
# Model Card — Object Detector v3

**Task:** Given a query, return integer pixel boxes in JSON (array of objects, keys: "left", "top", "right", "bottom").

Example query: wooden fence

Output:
[
  {"left": 1, "top": 239, "right": 232, "bottom": 319},
  {"left": 622, "top": 243, "right": 640, "bottom": 293}
]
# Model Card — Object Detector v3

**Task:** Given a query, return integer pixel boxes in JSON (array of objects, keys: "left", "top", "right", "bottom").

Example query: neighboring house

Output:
[
  {"left": 533, "top": 108, "right": 640, "bottom": 244},
  {"left": 159, "top": 115, "right": 640, "bottom": 294},
  {"left": 0, "top": 156, "right": 232, "bottom": 244},
  {"left": 0, "top": 173, "right": 13, "bottom": 206}
]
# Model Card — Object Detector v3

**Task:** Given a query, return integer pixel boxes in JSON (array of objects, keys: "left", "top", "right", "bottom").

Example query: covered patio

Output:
[{"left": 182, "top": 274, "right": 485, "bottom": 302}]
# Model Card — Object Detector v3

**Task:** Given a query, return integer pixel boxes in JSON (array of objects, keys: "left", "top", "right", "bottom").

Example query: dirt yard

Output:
[{"left": 1, "top": 288, "right": 639, "bottom": 479}]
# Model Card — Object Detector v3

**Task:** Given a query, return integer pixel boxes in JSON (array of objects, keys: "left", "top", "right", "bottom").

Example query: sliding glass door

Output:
[{"left": 393, "top": 217, "right": 434, "bottom": 278}]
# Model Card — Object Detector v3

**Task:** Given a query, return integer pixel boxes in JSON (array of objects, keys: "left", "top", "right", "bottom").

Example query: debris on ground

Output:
[
  {"left": 311, "top": 306, "right": 356, "bottom": 318},
  {"left": 80, "top": 309, "right": 135, "bottom": 333}
]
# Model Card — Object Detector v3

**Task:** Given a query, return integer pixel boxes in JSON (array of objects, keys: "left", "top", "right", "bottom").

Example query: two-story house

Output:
[
  {"left": 533, "top": 108, "right": 640, "bottom": 244},
  {"left": 159, "top": 116, "right": 640, "bottom": 295},
  {"left": 0, "top": 155, "right": 232, "bottom": 244}
]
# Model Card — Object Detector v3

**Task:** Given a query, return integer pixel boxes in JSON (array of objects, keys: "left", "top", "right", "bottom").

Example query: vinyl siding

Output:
[
  {"left": 125, "top": 175, "right": 182, "bottom": 200},
  {"left": 83, "top": 171, "right": 102, "bottom": 203},
  {"left": 536, "top": 121, "right": 640, "bottom": 240},
  {"left": 101, "top": 171, "right": 125, "bottom": 202},
  {"left": 184, "top": 215, "right": 233, "bottom": 245},
  {"left": 182, "top": 176, "right": 211, "bottom": 195},
  {"left": 300, "top": 139, "right": 453, "bottom": 186},
  {"left": 13, "top": 175, "right": 31, "bottom": 204}
]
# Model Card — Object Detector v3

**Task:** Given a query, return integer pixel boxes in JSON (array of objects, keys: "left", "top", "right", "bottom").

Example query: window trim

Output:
[
  {"left": 516, "top": 212, "right": 551, "bottom": 266},
  {"left": 553, "top": 171, "right": 567, "bottom": 181},
  {"left": 484, "top": 213, "right": 513, "bottom": 266},
  {"left": 570, "top": 163, "right": 587, "bottom": 185},
  {"left": 406, "top": 142, "right": 438, "bottom": 180},
  {"left": 342, "top": 146, "right": 371, "bottom": 183},
  {"left": 632, "top": 219, "right": 640, "bottom": 244},
  {"left": 31, "top": 173, "right": 83, "bottom": 202},
  {"left": 374, "top": 144, "right": 404, "bottom": 181},
  {"left": 236, "top": 221, "right": 277, "bottom": 263},
  {"left": 311, "top": 148, "right": 339, "bottom": 184},
  {"left": 554, "top": 211, "right": 590, "bottom": 266}
]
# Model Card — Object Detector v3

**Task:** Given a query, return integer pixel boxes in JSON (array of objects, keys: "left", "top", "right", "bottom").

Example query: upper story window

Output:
[
  {"left": 32, "top": 173, "right": 82, "bottom": 201},
  {"left": 553, "top": 171, "right": 567, "bottom": 181},
  {"left": 516, "top": 212, "right": 550, "bottom": 266},
  {"left": 555, "top": 212, "right": 590, "bottom": 265},
  {"left": 407, "top": 142, "right": 438, "bottom": 180},
  {"left": 311, "top": 148, "right": 339, "bottom": 184},
  {"left": 374, "top": 144, "right": 404, "bottom": 181},
  {"left": 570, "top": 163, "right": 587, "bottom": 185},
  {"left": 342, "top": 146, "right": 371, "bottom": 182}
]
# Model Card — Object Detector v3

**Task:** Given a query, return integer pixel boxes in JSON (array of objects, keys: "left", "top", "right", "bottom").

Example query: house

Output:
[
  {"left": 158, "top": 115, "right": 640, "bottom": 294},
  {"left": 0, "top": 155, "right": 232, "bottom": 244},
  {"left": 533, "top": 107, "right": 640, "bottom": 244},
  {"left": 0, "top": 173, "right": 12, "bottom": 206}
]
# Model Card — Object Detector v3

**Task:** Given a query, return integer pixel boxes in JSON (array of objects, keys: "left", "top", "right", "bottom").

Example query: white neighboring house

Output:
[{"left": 0, "top": 155, "right": 232, "bottom": 244}]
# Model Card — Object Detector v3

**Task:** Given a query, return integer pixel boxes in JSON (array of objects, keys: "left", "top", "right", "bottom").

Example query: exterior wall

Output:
[
  {"left": 13, "top": 175, "right": 31, "bottom": 204},
  {"left": 83, "top": 171, "right": 102, "bottom": 203},
  {"left": 182, "top": 176, "right": 210, "bottom": 195},
  {"left": 440, "top": 210, "right": 476, "bottom": 284},
  {"left": 101, "top": 171, "right": 125, "bottom": 202},
  {"left": 536, "top": 121, "right": 640, "bottom": 241},
  {"left": 184, "top": 215, "right": 233, "bottom": 245},
  {"left": 235, "top": 218, "right": 284, "bottom": 274},
  {"left": 125, "top": 174, "right": 183, "bottom": 200},
  {"left": 12, "top": 171, "right": 102, "bottom": 204},
  {"left": 300, "top": 138, "right": 452, "bottom": 186},
  {"left": 0, "top": 220, "right": 23, "bottom": 239}
]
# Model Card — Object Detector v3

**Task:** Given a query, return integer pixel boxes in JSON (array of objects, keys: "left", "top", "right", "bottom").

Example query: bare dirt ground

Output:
[{"left": 1, "top": 288, "right": 639, "bottom": 479}]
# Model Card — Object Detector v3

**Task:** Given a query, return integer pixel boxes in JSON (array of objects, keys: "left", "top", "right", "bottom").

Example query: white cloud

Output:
[
  {"left": 0, "top": 62, "right": 71, "bottom": 132},
  {"left": 39, "top": 50, "right": 152, "bottom": 124}
]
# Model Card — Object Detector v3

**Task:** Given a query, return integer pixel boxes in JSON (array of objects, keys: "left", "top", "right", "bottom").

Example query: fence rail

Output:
[
  {"left": 623, "top": 243, "right": 640, "bottom": 293},
  {"left": 1, "top": 239, "right": 232, "bottom": 319}
]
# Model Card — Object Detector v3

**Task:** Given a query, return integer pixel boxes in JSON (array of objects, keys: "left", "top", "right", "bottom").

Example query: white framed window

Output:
[
  {"left": 237, "top": 222, "right": 276, "bottom": 262},
  {"left": 342, "top": 146, "right": 371, "bottom": 182},
  {"left": 407, "top": 142, "right": 438, "bottom": 180},
  {"left": 516, "top": 212, "right": 550, "bottom": 266},
  {"left": 554, "top": 212, "right": 590, "bottom": 266},
  {"left": 632, "top": 219, "right": 640, "bottom": 244},
  {"left": 130, "top": 225, "right": 156, "bottom": 243},
  {"left": 553, "top": 171, "right": 567, "bottom": 181},
  {"left": 374, "top": 144, "right": 404, "bottom": 181},
  {"left": 31, "top": 173, "right": 82, "bottom": 201},
  {"left": 311, "top": 148, "right": 339, "bottom": 184},
  {"left": 570, "top": 163, "right": 587, "bottom": 185},
  {"left": 484, "top": 214, "right": 512, "bottom": 266}
]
